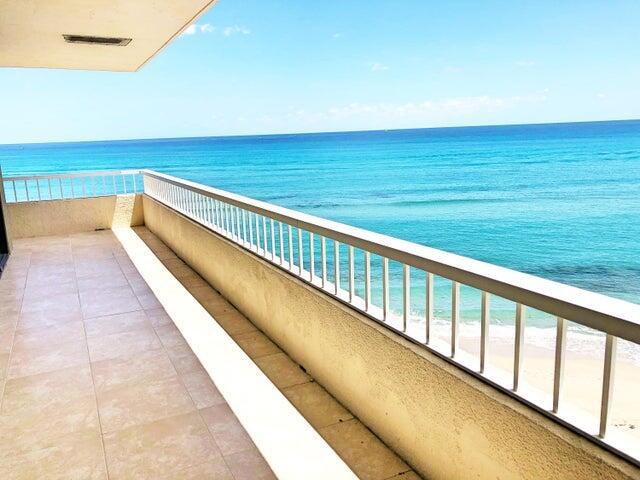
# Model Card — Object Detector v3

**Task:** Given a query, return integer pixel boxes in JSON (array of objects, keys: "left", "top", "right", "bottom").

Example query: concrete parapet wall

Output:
[
  {"left": 143, "top": 194, "right": 638, "bottom": 480},
  {"left": 6, "top": 195, "right": 144, "bottom": 239}
]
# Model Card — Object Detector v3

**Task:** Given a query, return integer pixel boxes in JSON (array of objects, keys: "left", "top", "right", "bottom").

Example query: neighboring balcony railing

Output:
[
  {"left": 141, "top": 169, "right": 640, "bottom": 464},
  {"left": 2, "top": 170, "right": 143, "bottom": 202}
]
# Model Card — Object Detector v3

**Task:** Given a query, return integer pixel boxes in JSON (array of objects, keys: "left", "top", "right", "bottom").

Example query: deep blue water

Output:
[{"left": 1, "top": 120, "right": 639, "bottom": 319}]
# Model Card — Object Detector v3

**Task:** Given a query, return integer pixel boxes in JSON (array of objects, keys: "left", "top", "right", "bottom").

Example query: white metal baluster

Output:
[
  {"left": 248, "top": 212, "right": 254, "bottom": 249},
  {"left": 552, "top": 317, "right": 567, "bottom": 413},
  {"left": 242, "top": 209, "right": 247, "bottom": 245},
  {"left": 382, "top": 257, "right": 389, "bottom": 321},
  {"left": 288, "top": 225, "right": 293, "bottom": 268},
  {"left": 122, "top": 175, "right": 127, "bottom": 194},
  {"left": 513, "top": 304, "right": 526, "bottom": 391},
  {"left": 112, "top": 175, "right": 116, "bottom": 195},
  {"left": 364, "top": 251, "right": 371, "bottom": 310},
  {"left": 309, "top": 232, "right": 315, "bottom": 281},
  {"left": 132, "top": 174, "right": 137, "bottom": 193},
  {"left": 334, "top": 241, "right": 340, "bottom": 295},
  {"left": 81, "top": 177, "right": 86, "bottom": 198},
  {"left": 48, "top": 178, "right": 52, "bottom": 200},
  {"left": 255, "top": 214, "right": 261, "bottom": 252},
  {"left": 262, "top": 217, "right": 268, "bottom": 257},
  {"left": 480, "top": 291, "right": 490, "bottom": 373},
  {"left": 279, "top": 222, "right": 284, "bottom": 265},
  {"left": 235, "top": 207, "right": 241, "bottom": 242},
  {"left": 451, "top": 281, "right": 460, "bottom": 357},
  {"left": 348, "top": 246, "right": 355, "bottom": 302},
  {"left": 402, "top": 264, "right": 410, "bottom": 332},
  {"left": 426, "top": 273, "right": 433, "bottom": 344},
  {"left": 321, "top": 237, "right": 327, "bottom": 288},
  {"left": 59, "top": 178, "right": 64, "bottom": 199},
  {"left": 25, "top": 180, "right": 30, "bottom": 201},
  {"left": 12, "top": 181, "right": 17, "bottom": 202},
  {"left": 36, "top": 180, "right": 42, "bottom": 200},
  {"left": 270, "top": 219, "right": 276, "bottom": 261},
  {"left": 298, "top": 228, "right": 304, "bottom": 274},
  {"left": 599, "top": 334, "right": 617, "bottom": 438}
]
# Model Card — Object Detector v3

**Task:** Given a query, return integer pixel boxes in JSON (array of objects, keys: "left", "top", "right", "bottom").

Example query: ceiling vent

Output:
[{"left": 63, "top": 35, "right": 132, "bottom": 46}]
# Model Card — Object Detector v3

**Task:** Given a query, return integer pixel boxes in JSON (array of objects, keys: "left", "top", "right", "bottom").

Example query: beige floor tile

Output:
[
  {"left": 319, "top": 419, "right": 410, "bottom": 480},
  {"left": 23, "top": 278, "right": 77, "bottom": 301},
  {"left": 0, "top": 353, "right": 9, "bottom": 380},
  {"left": 74, "top": 258, "right": 122, "bottom": 279},
  {"left": 114, "top": 255, "right": 138, "bottom": 274},
  {"left": 145, "top": 307, "right": 173, "bottom": 328},
  {"left": 83, "top": 310, "right": 150, "bottom": 338},
  {"left": 80, "top": 285, "right": 142, "bottom": 319},
  {"left": 91, "top": 347, "right": 176, "bottom": 394},
  {"left": 200, "top": 403, "right": 255, "bottom": 456},
  {"left": 0, "top": 396, "right": 99, "bottom": 458},
  {"left": 0, "top": 325, "right": 15, "bottom": 354},
  {"left": 224, "top": 446, "right": 277, "bottom": 480},
  {"left": 103, "top": 411, "right": 221, "bottom": 480},
  {"left": 166, "top": 343, "right": 204, "bottom": 375},
  {"left": 1, "top": 364, "right": 94, "bottom": 414},
  {"left": 181, "top": 369, "right": 225, "bottom": 409},
  {"left": 234, "top": 331, "right": 282, "bottom": 359},
  {"left": 17, "top": 307, "right": 83, "bottom": 331},
  {"left": 158, "top": 457, "right": 234, "bottom": 480},
  {"left": 25, "top": 264, "right": 76, "bottom": 288},
  {"left": 282, "top": 382, "right": 353, "bottom": 429},
  {"left": 8, "top": 340, "right": 89, "bottom": 379},
  {"left": 155, "top": 323, "right": 188, "bottom": 349},
  {"left": 87, "top": 327, "right": 161, "bottom": 362},
  {"left": 20, "top": 291, "right": 80, "bottom": 315},
  {"left": 214, "top": 309, "right": 258, "bottom": 336},
  {"left": 254, "top": 352, "right": 311, "bottom": 389},
  {"left": 97, "top": 375, "right": 196, "bottom": 432},
  {"left": 77, "top": 271, "right": 129, "bottom": 292},
  {"left": 0, "top": 428, "right": 107, "bottom": 480},
  {"left": 12, "top": 320, "right": 85, "bottom": 351}
]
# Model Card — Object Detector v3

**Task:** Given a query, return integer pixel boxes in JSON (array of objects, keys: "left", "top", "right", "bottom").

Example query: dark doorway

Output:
[{"left": 0, "top": 167, "right": 10, "bottom": 276}]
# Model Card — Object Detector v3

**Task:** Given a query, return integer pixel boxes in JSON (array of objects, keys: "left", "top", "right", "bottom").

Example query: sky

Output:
[{"left": 1, "top": 0, "right": 639, "bottom": 144}]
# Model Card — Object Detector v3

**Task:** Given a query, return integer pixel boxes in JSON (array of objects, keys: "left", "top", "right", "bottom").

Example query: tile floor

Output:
[
  {"left": 0, "top": 230, "right": 274, "bottom": 480},
  {"left": 0, "top": 227, "right": 422, "bottom": 480}
]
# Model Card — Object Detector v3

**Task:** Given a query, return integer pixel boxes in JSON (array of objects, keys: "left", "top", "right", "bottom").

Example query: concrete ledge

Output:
[
  {"left": 6, "top": 195, "right": 144, "bottom": 239},
  {"left": 142, "top": 195, "right": 640, "bottom": 480}
]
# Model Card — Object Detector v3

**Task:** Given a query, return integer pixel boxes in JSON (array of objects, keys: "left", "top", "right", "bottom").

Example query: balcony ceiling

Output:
[{"left": 0, "top": 0, "right": 218, "bottom": 72}]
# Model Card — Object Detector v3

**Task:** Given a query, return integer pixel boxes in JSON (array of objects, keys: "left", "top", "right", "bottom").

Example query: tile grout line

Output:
[
  {"left": 74, "top": 237, "right": 113, "bottom": 480},
  {"left": 0, "top": 250, "right": 29, "bottom": 413}
]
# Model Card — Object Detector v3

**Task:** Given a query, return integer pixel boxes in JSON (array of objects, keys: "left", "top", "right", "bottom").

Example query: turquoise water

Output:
[{"left": 1, "top": 120, "right": 639, "bottom": 326}]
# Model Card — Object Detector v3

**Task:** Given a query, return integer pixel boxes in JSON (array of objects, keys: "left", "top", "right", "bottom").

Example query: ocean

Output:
[{"left": 1, "top": 120, "right": 639, "bottom": 337}]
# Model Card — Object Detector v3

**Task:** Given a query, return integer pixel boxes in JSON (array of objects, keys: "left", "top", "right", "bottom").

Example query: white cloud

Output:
[
  {"left": 326, "top": 92, "right": 548, "bottom": 119},
  {"left": 371, "top": 62, "right": 389, "bottom": 72},
  {"left": 181, "top": 24, "right": 197, "bottom": 36},
  {"left": 332, "top": 33, "right": 342, "bottom": 38},
  {"left": 515, "top": 60, "right": 536, "bottom": 67},
  {"left": 200, "top": 23, "right": 215, "bottom": 33},
  {"left": 223, "top": 25, "right": 251, "bottom": 37}
]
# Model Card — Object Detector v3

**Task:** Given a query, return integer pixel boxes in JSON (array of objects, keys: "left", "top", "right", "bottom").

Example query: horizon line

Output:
[{"left": 1, "top": 117, "right": 638, "bottom": 148}]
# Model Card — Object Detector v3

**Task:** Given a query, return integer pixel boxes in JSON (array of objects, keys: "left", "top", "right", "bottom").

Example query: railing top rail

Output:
[
  {"left": 143, "top": 169, "right": 640, "bottom": 343},
  {"left": 3, "top": 169, "right": 141, "bottom": 181}
]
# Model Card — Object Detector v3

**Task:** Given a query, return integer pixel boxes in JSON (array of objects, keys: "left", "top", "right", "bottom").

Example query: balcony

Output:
[{"left": 1, "top": 169, "right": 639, "bottom": 480}]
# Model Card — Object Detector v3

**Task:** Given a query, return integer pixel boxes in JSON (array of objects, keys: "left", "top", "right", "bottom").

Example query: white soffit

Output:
[{"left": 0, "top": 0, "right": 218, "bottom": 71}]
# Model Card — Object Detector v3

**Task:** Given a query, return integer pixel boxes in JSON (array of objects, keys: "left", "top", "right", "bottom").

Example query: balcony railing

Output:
[
  {"left": 2, "top": 169, "right": 143, "bottom": 202},
  {"left": 4, "top": 168, "right": 639, "bottom": 465}
]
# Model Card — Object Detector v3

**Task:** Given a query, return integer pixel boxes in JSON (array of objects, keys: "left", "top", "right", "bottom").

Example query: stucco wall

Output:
[
  {"left": 143, "top": 196, "right": 639, "bottom": 480},
  {"left": 6, "top": 195, "right": 144, "bottom": 239}
]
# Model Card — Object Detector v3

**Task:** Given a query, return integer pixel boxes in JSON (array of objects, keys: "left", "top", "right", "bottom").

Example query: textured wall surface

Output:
[
  {"left": 143, "top": 196, "right": 639, "bottom": 480},
  {"left": 7, "top": 194, "right": 144, "bottom": 239}
]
